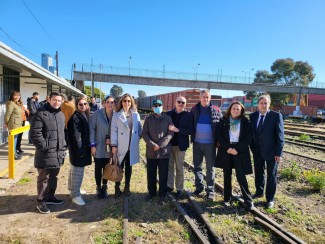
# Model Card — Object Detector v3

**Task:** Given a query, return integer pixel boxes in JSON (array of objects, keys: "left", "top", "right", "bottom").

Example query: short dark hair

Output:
[
  {"left": 32, "top": 92, "right": 39, "bottom": 96},
  {"left": 49, "top": 92, "right": 63, "bottom": 98}
]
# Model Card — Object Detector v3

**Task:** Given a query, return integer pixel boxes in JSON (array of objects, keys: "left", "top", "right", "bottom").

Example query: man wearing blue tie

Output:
[{"left": 250, "top": 94, "right": 284, "bottom": 209}]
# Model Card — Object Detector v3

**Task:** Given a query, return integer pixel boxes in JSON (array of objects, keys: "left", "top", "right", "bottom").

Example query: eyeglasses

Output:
[
  {"left": 78, "top": 103, "right": 87, "bottom": 106},
  {"left": 106, "top": 101, "right": 115, "bottom": 104},
  {"left": 154, "top": 104, "right": 162, "bottom": 107},
  {"left": 177, "top": 101, "right": 185, "bottom": 105},
  {"left": 123, "top": 100, "right": 131, "bottom": 103}
]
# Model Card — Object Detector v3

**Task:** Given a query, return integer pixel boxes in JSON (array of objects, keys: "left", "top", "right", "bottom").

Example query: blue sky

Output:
[{"left": 1, "top": 0, "right": 325, "bottom": 98}]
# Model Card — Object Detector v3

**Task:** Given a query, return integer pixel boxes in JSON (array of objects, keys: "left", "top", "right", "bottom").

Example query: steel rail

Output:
[
  {"left": 283, "top": 150, "right": 325, "bottom": 164},
  {"left": 183, "top": 161, "right": 307, "bottom": 244},
  {"left": 285, "top": 140, "right": 325, "bottom": 151}
]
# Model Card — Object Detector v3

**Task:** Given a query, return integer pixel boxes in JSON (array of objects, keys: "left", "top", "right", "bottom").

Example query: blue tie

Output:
[{"left": 257, "top": 115, "right": 264, "bottom": 133}]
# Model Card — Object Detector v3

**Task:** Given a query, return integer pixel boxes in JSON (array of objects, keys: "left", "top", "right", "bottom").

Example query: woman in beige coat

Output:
[{"left": 4, "top": 91, "right": 22, "bottom": 160}]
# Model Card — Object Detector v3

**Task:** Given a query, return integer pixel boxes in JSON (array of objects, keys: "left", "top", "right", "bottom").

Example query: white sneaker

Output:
[{"left": 72, "top": 196, "right": 85, "bottom": 206}]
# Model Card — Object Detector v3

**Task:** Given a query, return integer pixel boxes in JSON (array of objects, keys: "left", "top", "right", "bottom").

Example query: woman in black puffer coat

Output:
[{"left": 67, "top": 96, "right": 91, "bottom": 206}]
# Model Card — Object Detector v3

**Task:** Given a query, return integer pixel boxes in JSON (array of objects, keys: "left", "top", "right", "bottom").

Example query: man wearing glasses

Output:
[
  {"left": 166, "top": 97, "right": 193, "bottom": 199},
  {"left": 191, "top": 89, "right": 222, "bottom": 201},
  {"left": 142, "top": 99, "right": 174, "bottom": 204}
]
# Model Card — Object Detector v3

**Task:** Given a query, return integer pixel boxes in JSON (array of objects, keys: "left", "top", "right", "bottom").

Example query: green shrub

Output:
[
  {"left": 280, "top": 162, "right": 301, "bottom": 181},
  {"left": 303, "top": 170, "right": 325, "bottom": 192},
  {"left": 298, "top": 134, "right": 310, "bottom": 141}
]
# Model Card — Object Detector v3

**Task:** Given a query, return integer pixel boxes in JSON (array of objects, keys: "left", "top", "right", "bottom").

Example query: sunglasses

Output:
[
  {"left": 154, "top": 104, "right": 162, "bottom": 107},
  {"left": 177, "top": 101, "right": 185, "bottom": 105},
  {"left": 123, "top": 100, "right": 131, "bottom": 103},
  {"left": 106, "top": 101, "right": 115, "bottom": 104},
  {"left": 78, "top": 103, "right": 87, "bottom": 106}
]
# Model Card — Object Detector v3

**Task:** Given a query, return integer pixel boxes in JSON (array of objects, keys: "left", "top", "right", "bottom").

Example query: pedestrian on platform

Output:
[
  {"left": 166, "top": 96, "right": 193, "bottom": 200},
  {"left": 27, "top": 92, "right": 40, "bottom": 144},
  {"left": 16, "top": 97, "right": 29, "bottom": 155},
  {"left": 250, "top": 94, "right": 284, "bottom": 209},
  {"left": 89, "top": 96, "right": 116, "bottom": 199},
  {"left": 111, "top": 93, "right": 142, "bottom": 197},
  {"left": 67, "top": 96, "right": 92, "bottom": 206},
  {"left": 191, "top": 89, "right": 222, "bottom": 201},
  {"left": 4, "top": 91, "right": 22, "bottom": 160},
  {"left": 215, "top": 101, "right": 254, "bottom": 210},
  {"left": 89, "top": 97, "right": 99, "bottom": 116},
  {"left": 61, "top": 95, "right": 76, "bottom": 129},
  {"left": 30, "top": 92, "right": 66, "bottom": 214},
  {"left": 142, "top": 99, "right": 174, "bottom": 203}
]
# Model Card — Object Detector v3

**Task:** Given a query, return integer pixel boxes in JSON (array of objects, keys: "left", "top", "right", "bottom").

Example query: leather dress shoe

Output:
[
  {"left": 266, "top": 201, "right": 274, "bottom": 209},
  {"left": 175, "top": 191, "right": 183, "bottom": 200},
  {"left": 252, "top": 193, "right": 264, "bottom": 199}
]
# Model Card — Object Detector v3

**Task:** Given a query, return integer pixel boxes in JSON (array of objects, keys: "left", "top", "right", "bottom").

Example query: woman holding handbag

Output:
[
  {"left": 111, "top": 93, "right": 142, "bottom": 197},
  {"left": 67, "top": 96, "right": 92, "bottom": 205},
  {"left": 89, "top": 96, "right": 116, "bottom": 199},
  {"left": 215, "top": 101, "right": 254, "bottom": 211}
]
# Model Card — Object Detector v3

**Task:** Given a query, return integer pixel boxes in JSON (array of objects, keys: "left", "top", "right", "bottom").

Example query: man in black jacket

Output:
[
  {"left": 27, "top": 92, "right": 40, "bottom": 144},
  {"left": 30, "top": 92, "right": 66, "bottom": 214},
  {"left": 166, "top": 96, "right": 193, "bottom": 199}
]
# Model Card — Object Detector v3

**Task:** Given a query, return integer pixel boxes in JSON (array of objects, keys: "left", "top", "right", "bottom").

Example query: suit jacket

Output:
[
  {"left": 215, "top": 116, "right": 252, "bottom": 175},
  {"left": 250, "top": 110, "right": 284, "bottom": 161},
  {"left": 166, "top": 109, "right": 193, "bottom": 151}
]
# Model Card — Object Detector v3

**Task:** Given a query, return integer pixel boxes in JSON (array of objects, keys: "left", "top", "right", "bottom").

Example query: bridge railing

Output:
[{"left": 74, "top": 63, "right": 325, "bottom": 88}]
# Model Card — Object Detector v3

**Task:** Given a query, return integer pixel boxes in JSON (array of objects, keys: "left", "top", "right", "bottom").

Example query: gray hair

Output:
[
  {"left": 200, "top": 89, "right": 211, "bottom": 97},
  {"left": 258, "top": 94, "right": 271, "bottom": 104}
]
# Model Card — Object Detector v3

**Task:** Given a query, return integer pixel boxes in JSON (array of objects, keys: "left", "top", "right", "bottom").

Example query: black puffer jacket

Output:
[
  {"left": 67, "top": 110, "right": 92, "bottom": 167},
  {"left": 30, "top": 103, "right": 66, "bottom": 168}
]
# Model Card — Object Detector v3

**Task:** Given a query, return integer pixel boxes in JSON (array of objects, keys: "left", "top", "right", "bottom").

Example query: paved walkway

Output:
[{"left": 0, "top": 137, "right": 35, "bottom": 193}]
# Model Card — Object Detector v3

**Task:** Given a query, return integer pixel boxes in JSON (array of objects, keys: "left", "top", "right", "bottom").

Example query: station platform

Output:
[{"left": 0, "top": 137, "right": 35, "bottom": 193}]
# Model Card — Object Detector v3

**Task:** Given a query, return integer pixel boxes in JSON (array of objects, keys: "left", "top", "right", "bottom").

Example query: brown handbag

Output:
[{"left": 103, "top": 154, "right": 124, "bottom": 182}]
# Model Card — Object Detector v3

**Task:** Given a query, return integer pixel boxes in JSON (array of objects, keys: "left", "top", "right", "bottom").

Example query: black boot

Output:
[
  {"left": 101, "top": 184, "right": 109, "bottom": 199},
  {"left": 124, "top": 184, "right": 130, "bottom": 197},
  {"left": 96, "top": 186, "right": 102, "bottom": 199},
  {"left": 115, "top": 184, "right": 121, "bottom": 198}
]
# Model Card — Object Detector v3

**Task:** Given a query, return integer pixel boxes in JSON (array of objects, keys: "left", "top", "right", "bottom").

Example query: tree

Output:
[
  {"left": 110, "top": 85, "right": 123, "bottom": 98},
  {"left": 84, "top": 85, "right": 105, "bottom": 99},
  {"left": 138, "top": 90, "right": 146, "bottom": 98},
  {"left": 244, "top": 58, "right": 315, "bottom": 106}
]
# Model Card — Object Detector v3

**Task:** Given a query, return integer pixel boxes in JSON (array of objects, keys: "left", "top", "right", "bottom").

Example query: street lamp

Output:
[
  {"left": 241, "top": 68, "right": 254, "bottom": 83},
  {"left": 163, "top": 65, "right": 165, "bottom": 78},
  {"left": 217, "top": 69, "right": 222, "bottom": 82},
  {"left": 194, "top": 63, "right": 200, "bottom": 80},
  {"left": 128, "top": 56, "right": 132, "bottom": 76}
]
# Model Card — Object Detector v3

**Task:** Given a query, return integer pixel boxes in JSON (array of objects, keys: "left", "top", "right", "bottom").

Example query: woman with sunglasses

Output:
[
  {"left": 67, "top": 96, "right": 92, "bottom": 205},
  {"left": 89, "top": 96, "right": 116, "bottom": 199},
  {"left": 4, "top": 91, "right": 22, "bottom": 160},
  {"left": 111, "top": 93, "right": 142, "bottom": 197},
  {"left": 215, "top": 101, "right": 254, "bottom": 211}
]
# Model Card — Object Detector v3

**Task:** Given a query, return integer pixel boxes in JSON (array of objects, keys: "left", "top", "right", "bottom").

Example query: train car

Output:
[{"left": 136, "top": 89, "right": 222, "bottom": 112}]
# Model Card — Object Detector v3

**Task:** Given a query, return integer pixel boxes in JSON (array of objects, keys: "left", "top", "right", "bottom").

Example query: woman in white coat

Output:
[{"left": 111, "top": 93, "right": 142, "bottom": 197}]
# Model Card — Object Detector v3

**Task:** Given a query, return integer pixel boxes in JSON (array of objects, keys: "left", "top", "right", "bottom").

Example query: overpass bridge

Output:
[{"left": 73, "top": 64, "right": 325, "bottom": 95}]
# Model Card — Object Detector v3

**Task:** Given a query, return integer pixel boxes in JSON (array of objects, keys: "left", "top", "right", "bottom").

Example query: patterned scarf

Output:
[{"left": 229, "top": 117, "right": 240, "bottom": 132}]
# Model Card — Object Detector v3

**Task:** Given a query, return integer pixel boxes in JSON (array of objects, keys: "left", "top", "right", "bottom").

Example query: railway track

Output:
[
  {"left": 285, "top": 139, "right": 325, "bottom": 152},
  {"left": 183, "top": 161, "right": 307, "bottom": 244},
  {"left": 285, "top": 130, "right": 325, "bottom": 140}
]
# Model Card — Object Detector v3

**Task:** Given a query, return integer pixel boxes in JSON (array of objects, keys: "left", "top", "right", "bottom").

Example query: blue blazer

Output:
[
  {"left": 250, "top": 110, "right": 284, "bottom": 161},
  {"left": 166, "top": 109, "right": 193, "bottom": 151}
]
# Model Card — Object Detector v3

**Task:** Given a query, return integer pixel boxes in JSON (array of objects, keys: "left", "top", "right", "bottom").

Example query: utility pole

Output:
[{"left": 55, "top": 51, "right": 59, "bottom": 76}]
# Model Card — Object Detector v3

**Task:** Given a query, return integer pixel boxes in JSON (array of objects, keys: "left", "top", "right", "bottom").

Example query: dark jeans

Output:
[
  {"left": 94, "top": 158, "right": 109, "bottom": 187},
  {"left": 147, "top": 158, "right": 169, "bottom": 197},
  {"left": 116, "top": 151, "right": 132, "bottom": 187},
  {"left": 223, "top": 155, "right": 252, "bottom": 203},
  {"left": 16, "top": 121, "right": 25, "bottom": 150},
  {"left": 37, "top": 168, "right": 60, "bottom": 203},
  {"left": 253, "top": 152, "right": 278, "bottom": 202}
]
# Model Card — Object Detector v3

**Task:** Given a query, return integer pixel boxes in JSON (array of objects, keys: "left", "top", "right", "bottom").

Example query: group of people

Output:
[{"left": 4, "top": 89, "right": 284, "bottom": 214}]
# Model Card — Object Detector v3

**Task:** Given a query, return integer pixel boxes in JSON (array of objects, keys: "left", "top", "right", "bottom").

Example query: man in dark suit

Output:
[{"left": 250, "top": 94, "right": 284, "bottom": 209}]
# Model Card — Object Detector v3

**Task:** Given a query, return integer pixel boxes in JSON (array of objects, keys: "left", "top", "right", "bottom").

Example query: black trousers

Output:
[
  {"left": 116, "top": 151, "right": 132, "bottom": 187},
  {"left": 253, "top": 152, "right": 278, "bottom": 202},
  {"left": 16, "top": 121, "right": 25, "bottom": 150},
  {"left": 37, "top": 168, "right": 60, "bottom": 203},
  {"left": 223, "top": 155, "right": 252, "bottom": 203},
  {"left": 94, "top": 158, "right": 109, "bottom": 187},
  {"left": 147, "top": 158, "right": 169, "bottom": 197}
]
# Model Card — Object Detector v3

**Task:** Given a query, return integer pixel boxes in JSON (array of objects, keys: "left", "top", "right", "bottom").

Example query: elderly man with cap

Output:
[{"left": 142, "top": 99, "right": 174, "bottom": 204}]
